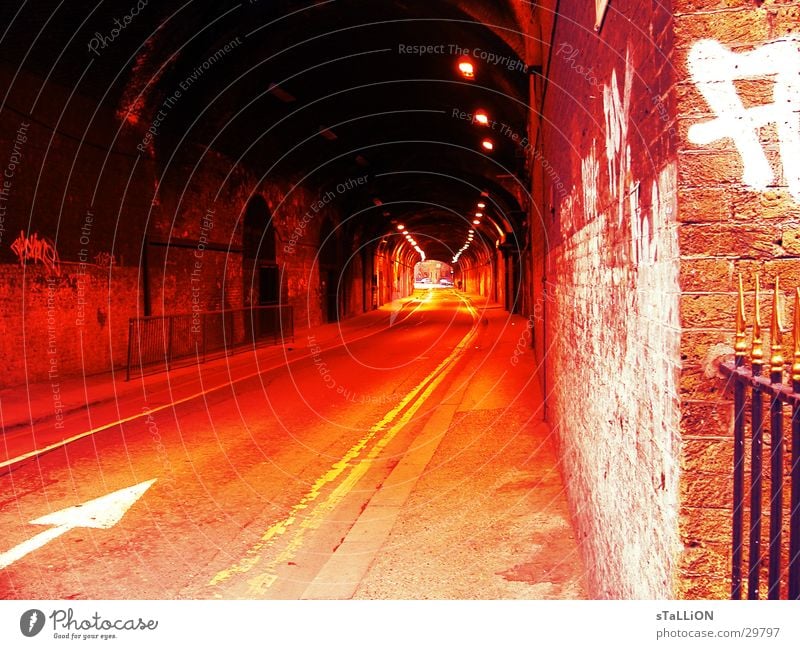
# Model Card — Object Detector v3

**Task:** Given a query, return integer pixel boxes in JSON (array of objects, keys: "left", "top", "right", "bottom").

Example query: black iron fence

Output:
[
  {"left": 719, "top": 274, "right": 800, "bottom": 599},
  {"left": 126, "top": 305, "right": 294, "bottom": 380}
]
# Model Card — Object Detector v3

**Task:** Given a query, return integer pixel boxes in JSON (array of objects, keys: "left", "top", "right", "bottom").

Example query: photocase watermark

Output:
[
  {"left": 398, "top": 43, "right": 529, "bottom": 73},
  {"left": 284, "top": 174, "right": 369, "bottom": 255},
  {"left": 190, "top": 208, "right": 215, "bottom": 334},
  {"left": 137, "top": 37, "right": 242, "bottom": 152},
  {"left": 0, "top": 121, "right": 29, "bottom": 248},
  {"left": 141, "top": 405, "right": 177, "bottom": 485},
  {"left": 554, "top": 42, "right": 602, "bottom": 88},
  {"left": 451, "top": 108, "right": 567, "bottom": 200},
  {"left": 307, "top": 334, "right": 394, "bottom": 405},
  {"left": 87, "top": 0, "right": 149, "bottom": 56},
  {"left": 652, "top": 93, "right": 678, "bottom": 145},
  {"left": 20, "top": 609, "right": 45, "bottom": 637},
  {"left": 509, "top": 281, "right": 558, "bottom": 366},
  {"left": 45, "top": 278, "right": 65, "bottom": 429},
  {"left": 22, "top": 607, "right": 159, "bottom": 641},
  {"left": 75, "top": 210, "right": 94, "bottom": 327}
]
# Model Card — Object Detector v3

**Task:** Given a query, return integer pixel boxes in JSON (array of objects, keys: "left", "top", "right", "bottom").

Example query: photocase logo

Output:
[{"left": 20, "top": 609, "right": 45, "bottom": 637}]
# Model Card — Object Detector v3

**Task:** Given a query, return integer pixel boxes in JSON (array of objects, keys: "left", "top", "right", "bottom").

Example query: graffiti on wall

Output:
[
  {"left": 582, "top": 140, "right": 600, "bottom": 224},
  {"left": 559, "top": 45, "right": 673, "bottom": 269},
  {"left": 93, "top": 251, "right": 116, "bottom": 268},
  {"left": 603, "top": 47, "right": 633, "bottom": 226},
  {"left": 688, "top": 37, "right": 800, "bottom": 203},
  {"left": 10, "top": 230, "right": 61, "bottom": 275}
]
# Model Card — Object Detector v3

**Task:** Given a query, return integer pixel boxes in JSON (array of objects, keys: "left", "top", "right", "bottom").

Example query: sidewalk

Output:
[{"left": 298, "top": 296, "right": 589, "bottom": 599}]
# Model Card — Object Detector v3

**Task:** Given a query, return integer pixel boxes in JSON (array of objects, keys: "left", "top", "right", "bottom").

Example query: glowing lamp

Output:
[{"left": 458, "top": 59, "right": 475, "bottom": 79}]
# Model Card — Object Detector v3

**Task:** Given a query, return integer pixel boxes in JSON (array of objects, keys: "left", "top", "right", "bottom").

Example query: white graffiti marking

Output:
[
  {"left": 603, "top": 47, "right": 633, "bottom": 225},
  {"left": 688, "top": 37, "right": 800, "bottom": 202},
  {"left": 10, "top": 230, "right": 60, "bottom": 275},
  {"left": 582, "top": 140, "right": 600, "bottom": 223}
]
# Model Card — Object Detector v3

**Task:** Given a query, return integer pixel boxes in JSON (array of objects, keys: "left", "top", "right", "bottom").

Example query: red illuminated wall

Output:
[
  {"left": 0, "top": 64, "right": 368, "bottom": 386},
  {"left": 538, "top": 0, "right": 681, "bottom": 598}
]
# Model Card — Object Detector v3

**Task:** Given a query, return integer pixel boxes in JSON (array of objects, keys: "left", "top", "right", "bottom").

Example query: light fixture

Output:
[
  {"left": 481, "top": 139, "right": 494, "bottom": 151},
  {"left": 475, "top": 212, "right": 483, "bottom": 218},
  {"left": 319, "top": 127, "right": 338, "bottom": 141},
  {"left": 397, "top": 224, "right": 405, "bottom": 230},
  {"left": 268, "top": 83, "right": 296, "bottom": 103},
  {"left": 457, "top": 58, "right": 475, "bottom": 79},
  {"left": 474, "top": 110, "right": 489, "bottom": 125},
  {"left": 477, "top": 202, "right": 486, "bottom": 209},
  {"left": 472, "top": 219, "right": 480, "bottom": 225}
]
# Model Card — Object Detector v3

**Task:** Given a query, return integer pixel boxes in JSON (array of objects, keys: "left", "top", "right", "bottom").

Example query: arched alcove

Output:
[{"left": 243, "top": 195, "right": 279, "bottom": 305}]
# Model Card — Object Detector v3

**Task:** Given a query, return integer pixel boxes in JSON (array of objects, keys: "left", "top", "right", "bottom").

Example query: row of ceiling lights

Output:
[
  {"left": 454, "top": 58, "right": 491, "bottom": 265},
  {"left": 458, "top": 58, "right": 495, "bottom": 153},
  {"left": 396, "top": 223, "right": 425, "bottom": 261},
  {"left": 452, "top": 199, "right": 485, "bottom": 264},
  {"left": 386, "top": 58, "right": 495, "bottom": 265}
]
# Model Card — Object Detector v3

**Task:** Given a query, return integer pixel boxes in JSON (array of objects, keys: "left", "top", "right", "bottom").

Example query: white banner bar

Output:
[{"left": 1, "top": 600, "right": 798, "bottom": 648}]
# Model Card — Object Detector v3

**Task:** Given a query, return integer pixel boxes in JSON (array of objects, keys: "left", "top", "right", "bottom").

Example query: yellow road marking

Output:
[{"left": 209, "top": 294, "right": 478, "bottom": 593}]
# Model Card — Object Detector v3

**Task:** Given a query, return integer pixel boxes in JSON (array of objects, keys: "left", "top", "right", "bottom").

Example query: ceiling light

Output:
[
  {"left": 397, "top": 224, "right": 405, "bottom": 230},
  {"left": 481, "top": 139, "right": 494, "bottom": 151},
  {"left": 268, "top": 83, "right": 296, "bottom": 103},
  {"left": 319, "top": 127, "right": 337, "bottom": 141},
  {"left": 477, "top": 202, "right": 486, "bottom": 209},
  {"left": 474, "top": 110, "right": 489, "bottom": 125},
  {"left": 458, "top": 58, "right": 475, "bottom": 79}
]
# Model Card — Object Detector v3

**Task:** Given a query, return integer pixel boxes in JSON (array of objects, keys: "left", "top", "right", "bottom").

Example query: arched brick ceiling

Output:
[{"left": 0, "top": 0, "right": 538, "bottom": 264}]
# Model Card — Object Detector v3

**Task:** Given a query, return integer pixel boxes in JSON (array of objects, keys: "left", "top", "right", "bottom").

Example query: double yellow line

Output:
[{"left": 209, "top": 295, "right": 478, "bottom": 595}]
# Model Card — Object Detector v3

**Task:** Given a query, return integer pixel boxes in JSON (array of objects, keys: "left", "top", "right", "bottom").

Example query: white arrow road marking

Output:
[{"left": 0, "top": 479, "right": 156, "bottom": 569}]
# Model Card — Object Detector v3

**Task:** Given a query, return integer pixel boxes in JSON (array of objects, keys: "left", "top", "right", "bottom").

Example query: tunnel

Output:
[{"left": 2, "top": 0, "right": 800, "bottom": 611}]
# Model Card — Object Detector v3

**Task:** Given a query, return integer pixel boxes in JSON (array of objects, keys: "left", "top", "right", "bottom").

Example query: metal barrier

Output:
[
  {"left": 126, "top": 305, "right": 294, "bottom": 380},
  {"left": 720, "top": 274, "right": 800, "bottom": 599}
]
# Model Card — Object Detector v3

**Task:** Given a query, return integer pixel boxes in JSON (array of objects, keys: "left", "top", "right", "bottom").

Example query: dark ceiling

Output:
[{"left": 1, "top": 0, "right": 536, "bottom": 265}]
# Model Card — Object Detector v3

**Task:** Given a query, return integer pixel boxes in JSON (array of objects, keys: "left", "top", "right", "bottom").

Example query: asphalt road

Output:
[{"left": 0, "top": 289, "right": 479, "bottom": 599}]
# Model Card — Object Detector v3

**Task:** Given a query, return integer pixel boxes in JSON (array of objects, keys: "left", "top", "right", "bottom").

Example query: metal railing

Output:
[
  {"left": 719, "top": 274, "right": 800, "bottom": 599},
  {"left": 126, "top": 305, "right": 294, "bottom": 380}
]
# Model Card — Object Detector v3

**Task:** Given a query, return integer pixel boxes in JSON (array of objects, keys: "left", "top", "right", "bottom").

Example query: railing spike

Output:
[
  {"left": 771, "top": 277, "right": 784, "bottom": 378},
  {"left": 736, "top": 273, "right": 747, "bottom": 358},
  {"left": 793, "top": 287, "right": 800, "bottom": 385},
  {"left": 752, "top": 273, "right": 763, "bottom": 367}
]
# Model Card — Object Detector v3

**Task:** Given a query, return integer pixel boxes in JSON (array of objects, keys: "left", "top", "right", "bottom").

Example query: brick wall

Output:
[
  {"left": 0, "top": 65, "right": 149, "bottom": 387},
  {"left": 0, "top": 264, "right": 140, "bottom": 388},
  {"left": 540, "top": 0, "right": 682, "bottom": 597},
  {"left": 0, "top": 63, "right": 375, "bottom": 387},
  {"left": 673, "top": 0, "right": 800, "bottom": 598}
]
